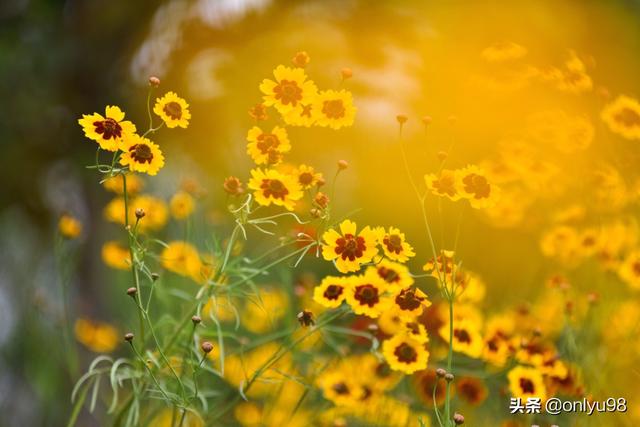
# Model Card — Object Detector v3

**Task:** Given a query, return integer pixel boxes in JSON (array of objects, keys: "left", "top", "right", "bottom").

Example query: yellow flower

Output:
[
  {"left": 403, "top": 320, "right": 429, "bottom": 344},
  {"left": 259, "top": 65, "right": 317, "bottom": 114},
  {"left": 248, "top": 168, "right": 303, "bottom": 211},
  {"left": 454, "top": 270, "right": 486, "bottom": 304},
  {"left": 312, "top": 89, "right": 356, "bottom": 129},
  {"left": 246, "top": 126, "right": 291, "bottom": 165},
  {"left": 74, "top": 318, "right": 119, "bottom": 353},
  {"left": 160, "top": 241, "right": 202, "bottom": 281},
  {"left": 317, "top": 371, "right": 365, "bottom": 406},
  {"left": 313, "top": 275, "right": 349, "bottom": 308},
  {"left": 153, "top": 91, "right": 191, "bottom": 129},
  {"left": 439, "top": 318, "right": 483, "bottom": 358},
  {"left": 375, "top": 226, "right": 415, "bottom": 263},
  {"left": 103, "top": 197, "right": 127, "bottom": 225},
  {"left": 170, "top": 191, "right": 195, "bottom": 220},
  {"left": 618, "top": 250, "right": 640, "bottom": 290},
  {"left": 242, "top": 288, "right": 288, "bottom": 333},
  {"left": 456, "top": 377, "right": 488, "bottom": 406},
  {"left": 392, "top": 287, "right": 432, "bottom": 319},
  {"left": 455, "top": 165, "right": 499, "bottom": 208},
  {"left": 480, "top": 41, "right": 527, "bottom": 62},
  {"left": 425, "top": 169, "right": 460, "bottom": 201},
  {"left": 151, "top": 409, "right": 203, "bottom": 427},
  {"left": 539, "top": 225, "right": 580, "bottom": 264},
  {"left": 555, "top": 51, "right": 592, "bottom": 94},
  {"left": 119, "top": 134, "right": 165, "bottom": 176},
  {"left": 131, "top": 195, "right": 169, "bottom": 231},
  {"left": 602, "top": 95, "right": 640, "bottom": 140},
  {"left": 344, "top": 270, "right": 391, "bottom": 318},
  {"left": 102, "top": 173, "right": 144, "bottom": 194},
  {"left": 294, "top": 164, "right": 323, "bottom": 190},
  {"left": 283, "top": 102, "right": 316, "bottom": 127},
  {"left": 382, "top": 333, "right": 429, "bottom": 374},
  {"left": 202, "top": 295, "right": 236, "bottom": 323},
  {"left": 422, "top": 249, "right": 456, "bottom": 280},
  {"left": 58, "top": 214, "right": 82, "bottom": 239},
  {"left": 78, "top": 105, "right": 136, "bottom": 151},
  {"left": 367, "top": 259, "right": 414, "bottom": 291},
  {"left": 234, "top": 403, "right": 262, "bottom": 426},
  {"left": 101, "top": 241, "right": 131, "bottom": 270},
  {"left": 321, "top": 220, "right": 379, "bottom": 273},
  {"left": 507, "top": 365, "right": 547, "bottom": 402}
]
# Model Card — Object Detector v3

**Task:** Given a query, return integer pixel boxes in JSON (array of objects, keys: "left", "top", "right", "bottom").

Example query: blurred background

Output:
[{"left": 1, "top": 0, "right": 640, "bottom": 425}]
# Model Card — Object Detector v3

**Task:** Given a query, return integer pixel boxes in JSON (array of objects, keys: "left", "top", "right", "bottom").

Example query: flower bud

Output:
[
  {"left": 422, "top": 115, "right": 432, "bottom": 125},
  {"left": 435, "top": 368, "right": 447, "bottom": 378},
  {"left": 341, "top": 67, "right": 353, "bottom": 80},
  {"left": 453, "top": 413, "right": 465, "bottom": 425},
  {"left": 191, "top": 315, "right": 201, "bottom": 325},
  {"left": 151, "top": 273, "right": 160, "bottom": 281},
  {"left": 201, "top": 341, "right": 214, "bottom": 354},
  {"left": 148, "top": 76, "right": 160, "bottom": 87},
  {"left": 124, "top": 332, "right": 134, "bottom": 342},
  {"left": 292, "top": 51, "right": 310, "bottom": 68},
  {"left": 444, "top": 373, "right": 454, "bottom": 382},
  {"left": 127, "top": 287, "right": 137, "bottom": 297},
  {"left": 310, "top": 208, "right": 322, "bottom": 218},
  {"left": 223, "top": 176, "right": 244, "bottom": 196},
  {"left": 437, "top": 151, "right": 448, "bottom": 161},
  {"left": 396, "top": 114, "right": 408, "bottom": 125},
  {"left": 135, "top": 208, "right": 145, "bottom": 219},
  {"left": 337, "top": 160, "right": 349, "bottom": 170},
  {"left": 314, "top": 192, "right": 330, "bottom": 209}
]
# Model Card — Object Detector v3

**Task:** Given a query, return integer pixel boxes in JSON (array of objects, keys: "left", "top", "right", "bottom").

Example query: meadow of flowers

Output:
[{"left": 3, "top": 2, "right": 640, "bottom": 427}]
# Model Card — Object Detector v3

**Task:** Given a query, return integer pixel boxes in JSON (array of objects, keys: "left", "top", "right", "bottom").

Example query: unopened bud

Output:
[
  {"left": 148, "top": 76, "right": 160, "bottom": 87},
  {"left": 341, "top": 67, "right": 353, "bottom": 80},
  {"left": 435, "top": 368, "right": 447, "bottom": 378},
  {"left": 396, "top": 114, "right": 408, "bottom": 125},
  {"left": 151, "top": 273, "right": 160, "bottom": 281},
  {"left": 310, "top": 208, "right": 321, "bottom": 218},
  {"left": 437, "top": 151, "right": 448, "bottom": 161},
  {"left": 135, "top": 208, "right": 145, "bottom": 219},
  {"left": 422, "top": 115, "right": 432, "bottom": 125},
  {"left": 444, "top": 373, "right": 454, "bottom": 382},
  {"left": 201, "top": 341, "right": 214, "bottom": 353},
  {"left": 191, "top": 315, "right": 201, "bottom": 325},
  {"left": 127, "top": 287, "right": 137, "bottom": 297},
  {"left": 337, "top": 160, "right": 349, "bottom": 170},
  {"left": 124, "top": 332, "right": 134, "bottom": 342},
  {"left": 453, "top": 413, "right": 465, "bottom": 425},
  {"left": 292, "top": 51, "right": 310, "bottom": 68}
]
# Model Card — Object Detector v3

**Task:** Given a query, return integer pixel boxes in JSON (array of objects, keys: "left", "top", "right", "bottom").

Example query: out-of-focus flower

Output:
[
  {"left": 119, "top": 134, "right": 165, "bottom": 176},
  {"left": 131, "top": 195, "right": 168, "bottom": 231},
  {"left": 455, "top": 165, "right": 499, "bottom": 209},
  {"left": 321, "top": 220, "right": 379, "bottom": 273},
  {"left": 425, "top": 169, "right": 460, "bottom": 201},
  {"left": 294, "top": 164, "right": 323, "bottom": 190},
  {"left": 313, "top": 89, "right": 356, "bottom": 129},
  {"left": 618, "top": 250, "right": 640, "bottom": 290},
  {"left": 246, "top": 126, "right": 290, "bottom": 165},
  {"left": 74, "top": 318, "right": 119, "bottom": 353},
  {"left": 414, "top": 369, "right": 450, "bottom": 407},
  {"left": 78, "top": 106, "right": 136, "bottom": 151},
  {"left": 170, "top": 191, "right": 195, "bottom": 220},
  {"left": 223, "top": 176, "right": 244, "bottom": 196},
  {"left": 160, "top": 241, "right": 202, "bottom": 281},
  {"left": 242, "top": 288, "right": 288, "bottom": 333},
  {"left": 248, "top": 168, "right": 303, "bottom": 211},
  {"left": 456, "top": 377, "right": 488, "bottom": 406},
  {"left": 153, "top": 91, "right": 191, "bottom": 128},
  {"left": 291, "top": 51, "right": 310, "bottom": 68},
  {"left": 150, "top": 409, "right": 203, "bottom": 427},
  {"left": 481, "top": 41, "right": 527, "bottom": 62},
  {"left": 313, "top": 275, "right": 349, "bottom": 308},
  {"left": 507, "top": 365, "right": 547, "bottom": 402},
  {"left": 439, "top": 318, "right": 483, "bottom": 358},
  {"left": 102, "top": 174, "right": 144, "bottom": 194},
  {"left": 58, "top": 214, "right": 82, "bottom": 239},
  {"left": 101, "top": 241, "right": 131, "bottom": 270},
  {"left": 368, "top": 259, "right": 414, "bottom": 291},
  {"left": 260, "top": 65, "right": 317, "bottom": 114},
  {"left": 382, "top": 333, "right": 429, "bottom": 374},
  {"left": 601, "top": 95, "right": 640, "bottom": 140},
  {"left": 375, "top": 226, "right": 415, "bottom": 263},
  {"left": 248, "top": 103, "right": 269, "bottom": 121}
]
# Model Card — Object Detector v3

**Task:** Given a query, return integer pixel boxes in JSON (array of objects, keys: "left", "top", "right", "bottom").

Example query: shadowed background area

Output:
[{"left": 1, "top": 0, "right": 640, "bottom": 425}]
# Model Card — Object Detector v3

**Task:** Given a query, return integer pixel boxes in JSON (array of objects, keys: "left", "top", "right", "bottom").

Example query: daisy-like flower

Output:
[
  {"left": 317, "top": 371, "right": 364, "bottom": 407},
  {"left": 382, "top": 333, "right": 429, "bottom": 374},
  {"left": 78, "top": 106, "right": 136, "bottom": 151},
  {"left": 403, "top": 320, "right": 429, "bottom": 344},
  {"left": 119, "top": 134, "right": 165, "bottom": 176},
  {"left": 368, "top": 259, "right": 414, "bottom": 291},
  {"left": 259, "top": 65, "right": 317, "bottom": 114},
  {"left": 425, "top": 169, "right": 461, "bottom": 201},
  {"left": 313, "top": 275, "right": 350, "bottom": 308},
  {"left": 423, "top": 249, "right": 456, "bottom": 280},
  {"left": 102, "top": 173, "right": 144, "bottom": 194},
  {"left": 601, "top": 95, "right": 640, "bottom": 140},
  {"left": 131, "top": 195, "right": 168, "bottom": 231},
  {"left": 58, "top": 214, "right": 82, "bottom": 239},
  {"left": 456, "top": 377, "right": 488, "bottom": 406},
  {"left": 101, "top": 241, "right": 131, "bottom": 270},
  {"left": 439, "top": 318, "right": 484, "bottom": 358},
  {"left": 294, "top": 164, "right": 323, "bottom": 190},
  {"left": 393, "top": 287, "right": 432, "bottom": 319},
  {"left": 248, "top": 168, "right": 303, "bottom": 211},
  {"left": 481, "top": 41, "right": 527, "bottom": 62},
  {"left": 283, "top": 102, "right": 316, "bottom": 127},
  {"left": 153, "top": 91, "right": 191, "bottom": 128},
  {"left": 313, "top": 89, "right": 356, "bottom": 129},
  {"left": 170, "top": 191, "right": 195, "bottom": 220},
  {"left": 74, "top": 318, "right": 119, "bottom": 353},
  {"left": 344, "top": 270, "right": 391, "bottom": 318},
  {"left": 455, "top": 165, "right": 499, "bottom": 208},
  {"left": 321, "top": 219, "right": 379, "bottom": 273},
  {"left": 246, "top": 126, "right": 291, "bottom": 165},
  {"left": 507, "top": 365, "right": 547, "bottom": 402},
  {"left": 375, "top": 226, "right": 416, "bottom": 263},
  {"left": 618, "top": 250, "right": 640, "bottom": 290},
  {"left": 413, "top": 370, "right": 449, "bottom": 407},
  {"left": 160, "top": 241, "right": 202, "bottom": 281}
]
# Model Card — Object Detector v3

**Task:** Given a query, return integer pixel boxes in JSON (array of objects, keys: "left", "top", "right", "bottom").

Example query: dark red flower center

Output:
[
  {"left": 260, "top": 178, "right": 288, "bottom": 200},
  {"left": 274, "top": 79, "right": 302, "bottom": 106},
  {"left": 395, "top": 288, "right": 424, "bottom": 311},
  {"left": 163, "top": 101, "right": 182, "bottom": 120},
  {"left": 354, "top": 284, "right": 379, "bottom": 307},
  {"left": 615, "top": 107, "right": 640, "bottom": 127},
  {"left": 322, "top": 99, "right": 346, "bottom": 119},
  {"left": 383, "top": 234, "right": 403, "bottom": 254},
  {"left": 323, "top": 284, "right": 344, "bottom": 300},
  {"left": 394, "top": 342, "right": 418, "bottom": 363},
  {"left": 335, "top": 233, "right": 366, "bottom": 261},
  {"left": 94, "top": 118, "right": 122, "bottom": 140},
  {"left": 130, "top": 144, "right": 153, "bottom": 164},
  {"left": 454, "top": 328, "right": 472, "bottom": 344},
  {"left": 519, "top": 378, "right": 535, "bottom": 394},
  {"left": 462, "top": 173, "right": 491, "bottom": 199}
]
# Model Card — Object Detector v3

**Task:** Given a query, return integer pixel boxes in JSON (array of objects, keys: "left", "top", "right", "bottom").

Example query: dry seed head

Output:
[
  {"left": 310, "top": 208, "right": 321, "bottom": 218},
  {"left": 148, "top": 76, "right": 160, "bottom": 87},
  {"left": 124, "top": 332, "right": 134, "bottom": 342},
  {"left": 201, "top": 341, "right": 214, "bottom": 353}
]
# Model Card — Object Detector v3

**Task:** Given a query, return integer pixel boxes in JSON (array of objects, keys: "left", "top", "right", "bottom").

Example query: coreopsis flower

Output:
[
  {"left": 294, "top": 164, "right": 323, "bottom": 190},
  {"left": 481, "top": 41, "right": 527, "bottom": 62},
  {"left": 482, "top": 329, "right": 516, "bottom": 367},
  {"left": 153, "top": 91, "right": 191, "bottom": 128},
  {"left": 618, "top": 250, "right": 640, "bottom": 290},
  {"left": 58, "top": 214, "right": 82, "bottom": 239},
  {"left": 119, "top": 134, "right": 165, "bottom": 176},
  {"left": 317, "top": 371, "right": 365, "bottom": 407},
  {"left": 539, "top": 225, "right": 580, "bottom": 264},
  {"left": 151, "top": 410, "right": 204, "bottom": 427},
  {"left": 344, "top": 270, "right": 391, "bottom": 318},
  {"left": 260, "top": 65, "right": 317, "bottom": 114},
  {"left": 439, "top": 318, "right": 483, "bottom": 358},
  {"left": 393, "top": 287, "right": 432, "bottom": 319},
  {"left": 223, "top": 176, "right": 244, "bottom": 196},
  {"left": 423, "top": 249, "right": 456, "bottom": 279},
  {"left": 313, "top": 276, "right": 349, "bottom": 308},
  {"left": 601, "top": 95, "right": 640, "bottom": 140},
  {"left": 74, "top": 318, "right": 119, "bottom": 353},
  {"left": 170, "top": 191, "right": 195, "bottom": 220},
  {"left": 291, "top": 51, "right": 310, "bottom": 68},
  {"left": 102, "top": 173, "right": 144, "bottom": 194},
  {"left": 413, "top": 370, "right": 449, "bottom": 407},
  {"left": 377, "top": 307, "right": 404, "bottom": 336},
  {"left": 456, "top": 377, "right": 488, "bottom": 406},
  {"left": 160, "top": 241, "right": 202, "bottom": 281},
  {"left": 455, "top": 165, "right": 499, "bottom": 208},
  {"left": 246, "top": 126, "right": 291, "bottom": 165},
  {"left": 368, "top": 259, "right": 414, "bottom": 291},
  {"left": 358, "top": 354, "right": 403, "bottom": 392},
  {"left": 131, "top": 195, "right": 168, "bottom": 231},
  {"left": 507, "top": 366, "right": 547, "bottom": 402},
  {"left": 382, "top": 333, "right": 429, "bottom": 374},
  {"left": 248, "top": 103, "right": 269, "bottom": 121},
  {"left": 78, "top": 105, "right": 136, "bottom": 151},
  {"left": 248, "top": 168, "right": 303, "bottom": 211},
  {"left": 321, "top": 220, "right": 379, "bottom": 273},
  {"left": 555, "top": 51, "right": 593, "bottom": 94},
  {"left": 375, "top": 226, "right": 415, "bottom": 263},
  {"left": 242, "top": 289, "right": 288, "bottom": 333},
  {"left": 313, "top": 89, "right": 356, "bottom": 129},
  {"left": 425, "top": 169, "right": 461, "bottom": 201},
  {"left": 283, "top": 102, "right": 316, "bottom": 127},
  {"left": 101, "top": 241, "right": 131, "bottom": 270},
  {"left": 403, "top": 320, "right": 429, "bottom": 344}
]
